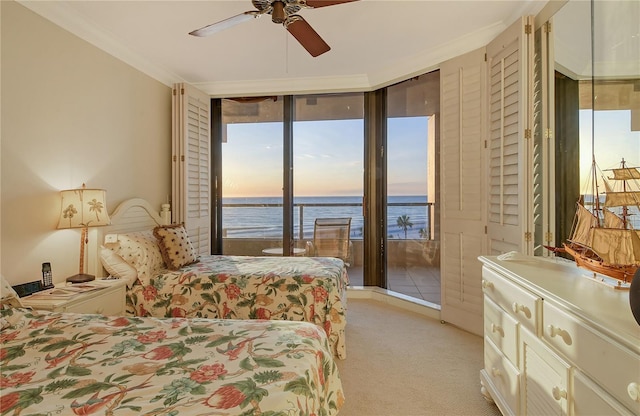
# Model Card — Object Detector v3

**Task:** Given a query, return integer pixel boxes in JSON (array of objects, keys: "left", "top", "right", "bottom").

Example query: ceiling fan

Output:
[{"left": 189, "top": 0, "right": 358, "bottom": 57}]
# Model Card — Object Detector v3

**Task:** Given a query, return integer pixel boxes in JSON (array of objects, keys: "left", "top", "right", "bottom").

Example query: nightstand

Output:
[{"left": 21, "top": 279, "right": 127, "bottom": 316}]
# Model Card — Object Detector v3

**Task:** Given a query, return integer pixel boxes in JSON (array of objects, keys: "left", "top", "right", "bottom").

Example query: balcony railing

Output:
[{"left": 222, "top": 201, "right": 435, "bottom": 240}]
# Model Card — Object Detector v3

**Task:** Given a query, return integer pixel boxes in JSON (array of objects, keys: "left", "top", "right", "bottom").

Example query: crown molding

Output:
[
  {"left": 199, "top": 74, "right": 371, "bottom": 98},
  {"left": 17, "top": 1, "right": 180, "bottom": 87}
]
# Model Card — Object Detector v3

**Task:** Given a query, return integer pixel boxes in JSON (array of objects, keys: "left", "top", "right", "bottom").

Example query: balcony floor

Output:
[{"left": 346, "top": 265, "right": 441, "bottom": 305}]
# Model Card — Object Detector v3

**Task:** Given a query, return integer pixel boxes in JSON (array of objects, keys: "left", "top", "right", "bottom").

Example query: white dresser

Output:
[{"left": 479, "top": 255, "right": 640, "bottom": 416}]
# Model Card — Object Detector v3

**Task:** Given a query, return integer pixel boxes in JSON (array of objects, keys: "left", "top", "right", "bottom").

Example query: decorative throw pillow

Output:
[
  {"left": 104, "top": 231, "right": 165, "bottom": 285},
  {"left": 153, "top": 224, "right": 198, "bottom": 270}
]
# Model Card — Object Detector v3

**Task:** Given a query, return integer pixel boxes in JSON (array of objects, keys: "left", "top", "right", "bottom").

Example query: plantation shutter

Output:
[
  {"left": 172, "top": 83, "right": 211, "bottom": 255},
  {"left": 439, "top": 46, "right": 487, "bottom": 336},
  {"left": 534, "top": 20, "right": 556, "bottom": 256},
  {"left": 486, "top": 16, "right": 535, "bottom": 255}
]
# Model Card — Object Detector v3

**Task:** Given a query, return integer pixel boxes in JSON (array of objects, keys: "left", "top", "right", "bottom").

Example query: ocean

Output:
[{"left": 222, "top": 195, "right": 430, "bottom": 240}]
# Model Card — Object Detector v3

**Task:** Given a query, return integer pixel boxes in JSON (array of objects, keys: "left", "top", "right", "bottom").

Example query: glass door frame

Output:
[
  {"left": 211, "top": 98, "right": 222, "bottom": 254},
  {"left": 283, "top": 96, "right": 294, "bottom": 255},
  {"left": 363, "top": 90, "right": 387, "bottom": 288}
]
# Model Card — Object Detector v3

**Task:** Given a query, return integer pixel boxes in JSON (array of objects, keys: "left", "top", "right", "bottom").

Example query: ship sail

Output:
[
  {"left": 570, "top": 203, "right": 598, "bottom": 245},
  {"left": 608, "top": 167, "right": 640, "bottom": 181},
  {"left": 561, "top": 159, "right": 640, "bottom": 284},
  {"left": 604, "top": 191, "right": 640, "bottom": 207},
  {"left": 603, "top": 207, "right": 625, "bottom": 228},
  {"left": 590, "top": 228, "right": 640, "bottom": 266}
]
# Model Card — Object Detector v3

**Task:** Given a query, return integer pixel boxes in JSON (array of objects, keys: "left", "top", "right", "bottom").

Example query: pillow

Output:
[
  {"left": 153, "top": 224, "right": 198, "bottom": 270},
  {"left": 0, "top": 277, "right": 25, "bottom": 328},
  {"left": 1, "top": 275, "right": 24, "bottom": 309},
  {"left": 99, "top": 246, "right": 138, "bottom": 288},
  {"left": 103, "top": 231, "right": 165, "bottom": 284}
]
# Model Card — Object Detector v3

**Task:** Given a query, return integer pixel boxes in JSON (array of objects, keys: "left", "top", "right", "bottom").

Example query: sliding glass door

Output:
[
  {"left": 385, "top": 71, "right": 441, "bottom": 303},
  {"left": 292, "top": 94, "right": 364, "bottom": 273},
  {"left": 217, "top": 94, "right": 364, "bottom": 262},
  {"left": 219, "top": 97, "right": 284, "bottom": 255}
]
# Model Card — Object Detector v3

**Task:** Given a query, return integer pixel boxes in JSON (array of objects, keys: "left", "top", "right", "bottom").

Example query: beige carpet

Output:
[{"left": 336, "top": 298, "right": 502, "bottom": 416}]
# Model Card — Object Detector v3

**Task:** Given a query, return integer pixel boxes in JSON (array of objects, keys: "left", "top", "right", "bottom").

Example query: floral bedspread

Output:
[
  {"left": 0, "top": 307, "right": 344, "bottom": 416},
  {"left": 126, "top": 255, "right": 349, "bottom": 359}
]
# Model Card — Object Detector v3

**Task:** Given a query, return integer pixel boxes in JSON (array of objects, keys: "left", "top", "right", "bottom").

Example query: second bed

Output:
[{"left": 99, "top": 198, "right": 349, "bottom": 359}]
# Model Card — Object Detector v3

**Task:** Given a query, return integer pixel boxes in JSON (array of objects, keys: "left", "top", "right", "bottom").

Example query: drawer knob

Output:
[
  {"left": 511, "top": 302, "right": 531, "bottom": 318},
  {"left": 547, "top": 325, "right": 573, "bottom": 346},
  {"left": 482, "top": 279, "right": 494, "bottom": 289},
  {"left": 552, "top": 386, "right": 567, "bottom": 401},
  {"left": 490, "top": 323, "right": 504, "bottom": 337},
  {"left": 491, "top": 367, "right": 502, "bottom": 377},
  {"left": 628, "top": 382, "right": 640, "bottom": 402}
]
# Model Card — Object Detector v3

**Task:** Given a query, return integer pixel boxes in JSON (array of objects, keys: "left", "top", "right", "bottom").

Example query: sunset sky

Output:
[
  {"left": 222, "top": 116, "right": 428, "bottom": 198},
  {"left": 579, "top": 109, "right": 640, "bottom": 192},
  {"left": 221, "top": 108, "right": 638, "bottom": 199}
]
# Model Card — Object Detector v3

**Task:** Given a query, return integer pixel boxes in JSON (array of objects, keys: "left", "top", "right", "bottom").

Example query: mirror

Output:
[{"left": 551, "top": 0, "right": 640, "bottom": 250}]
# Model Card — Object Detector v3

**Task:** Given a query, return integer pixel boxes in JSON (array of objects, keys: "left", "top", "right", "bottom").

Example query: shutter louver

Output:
[
  {"left": 172, "top": 83, "right": 211, "bottom": 255},
  {"left": 488, "top": 52, "right": 521, "bottom": 228},
  {"left": 486, "top": 16, "right": 534, "bottom": 255},
  {"left": 532, "top": 23, "right": 552, "bottom": 256}
]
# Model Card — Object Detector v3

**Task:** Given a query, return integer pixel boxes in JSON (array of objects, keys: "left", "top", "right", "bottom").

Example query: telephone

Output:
[{"left": 42, "top": 262, "right": 54, "bottom": 289}]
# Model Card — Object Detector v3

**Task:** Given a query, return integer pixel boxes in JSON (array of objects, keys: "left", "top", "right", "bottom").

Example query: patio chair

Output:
[{"left": 306, "top": 217, "right": 353, "bottom": 266}]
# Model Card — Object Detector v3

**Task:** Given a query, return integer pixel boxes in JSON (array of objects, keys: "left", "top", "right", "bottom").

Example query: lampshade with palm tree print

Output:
[
  {"left": 57, "top": 184, "right": 110, "bottom": 282},
  {"left": 58, "top": 186, "right": 110, "bottom": 229}
]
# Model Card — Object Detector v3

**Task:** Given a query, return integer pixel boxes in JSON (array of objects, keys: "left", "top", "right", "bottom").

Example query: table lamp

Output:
[{"left": 58, "top": 184, "right": 111, "bottom": 283}]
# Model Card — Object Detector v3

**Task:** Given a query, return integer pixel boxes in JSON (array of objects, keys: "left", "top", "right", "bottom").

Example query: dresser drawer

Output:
[
  {"left": 543, "top": 300, "right": 640, "bottom": 414},
  {"left": 573, "top": 370, "right": 635, "bottom": 416},
  {"left": 63, "top": 287, "right": 125, "bottom": 315},
  {"left": 484, "top": 337, "right": 520, "bottom": 414},
  {"left": 484, "top": 297, "right": 519, "bottom": 366},
  {"left": 521, "top": 328, "right": 570, "bottom": 415},
  {"left": 482, "top": 267, "right": 541, "bottom": 335}
]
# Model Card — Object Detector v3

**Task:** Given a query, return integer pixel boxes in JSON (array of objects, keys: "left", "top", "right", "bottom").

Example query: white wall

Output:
[{"left": 1, "top": 1, "right": 172, "bottom": 286}]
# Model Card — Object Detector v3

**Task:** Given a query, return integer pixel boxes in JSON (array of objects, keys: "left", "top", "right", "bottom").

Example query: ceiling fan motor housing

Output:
[{"left": 252, "top": 0, "right": 302, "bottom": 24}]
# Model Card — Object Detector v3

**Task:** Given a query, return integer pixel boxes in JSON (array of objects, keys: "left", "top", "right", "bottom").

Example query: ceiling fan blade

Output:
[
  {"left": 286, "top": 17, "right": 330, "bottom": 57},
  {"left": 189, "top": 12, "right": 256, "bottom": 37},
  {"left": 304, "top": 0, "right": 359, "bottom": 8}
]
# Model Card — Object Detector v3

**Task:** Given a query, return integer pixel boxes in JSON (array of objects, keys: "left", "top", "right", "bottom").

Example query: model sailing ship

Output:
[{"left": 559, "top": 158, "right": 640, "bottom": 287}]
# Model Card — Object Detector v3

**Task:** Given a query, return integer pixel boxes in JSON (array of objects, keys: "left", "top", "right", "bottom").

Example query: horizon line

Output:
[{"left": 223, "top": 194, "right": 428, "bottom": 199}]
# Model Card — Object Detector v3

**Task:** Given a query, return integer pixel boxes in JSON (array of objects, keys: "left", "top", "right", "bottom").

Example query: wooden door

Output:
[
  {"left": 440, "top": 46, "right": 487, "bottom": 335},
  {"left": 440, "top": 16, "right": 535, "bottom": 335}
]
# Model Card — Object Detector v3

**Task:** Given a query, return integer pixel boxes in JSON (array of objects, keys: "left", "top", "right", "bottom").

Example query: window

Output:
[{"left": 214, "top": 78, "right": 441, "bottom": 300}]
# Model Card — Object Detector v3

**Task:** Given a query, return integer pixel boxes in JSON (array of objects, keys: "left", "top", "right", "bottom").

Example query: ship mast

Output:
[
  {"left": 591, "top": 156, "right": 602, "bottom": 227},
  {"left": 621, "top": 158, "right": 629, "bottom": 229}
]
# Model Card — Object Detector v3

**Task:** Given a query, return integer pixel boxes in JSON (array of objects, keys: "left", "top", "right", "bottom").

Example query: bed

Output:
[
  {"left": 98, "top": 198, "right": 349, "bottom": 359},
  {"left": 0, "top": 278, "right": 344, "bottom": 415}
]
